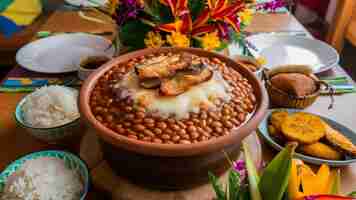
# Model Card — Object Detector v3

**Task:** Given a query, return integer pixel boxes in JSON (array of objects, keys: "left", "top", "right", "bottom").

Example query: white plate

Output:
[
  {"left": 65, "top": 0, "right": 107, "bottom": 7},
  {"left": 16, "top": 33, "right": 115, "bottom": 74},
  {"left": 245, "top": 34, "right": 339, "bottom": 73}
]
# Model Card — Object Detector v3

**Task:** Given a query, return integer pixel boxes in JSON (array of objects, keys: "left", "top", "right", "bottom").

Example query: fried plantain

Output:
[
  {"left": 281, "top": 112, "right": 325, "bottom": 144},
  {"left": 300, "top": 142, "right": 343, "bottom": 160},
  {"left": 270, "top": 110, "right": 289, "bottom": 133},
  {"left": 324, "top": 122, "right": 356, "bottom": 156}
]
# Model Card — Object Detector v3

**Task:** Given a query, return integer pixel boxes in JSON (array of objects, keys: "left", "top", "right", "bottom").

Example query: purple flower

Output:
[
  {"left": 115, "top": 0, "right": 144, "bottom": 26},
  {"left": 256, "top": 0, "right": 286, "bottom": 12},
  {"left": 217, "top": 23, "right": 230, "bottom": 40},
  {"left": 233, "top": 160, "right": 247, "bottom": 185}
]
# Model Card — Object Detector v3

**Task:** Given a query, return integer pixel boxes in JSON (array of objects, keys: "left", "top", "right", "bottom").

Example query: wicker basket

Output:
[{"left": 263, "top": 70, "right": 331, "bottom": 109}]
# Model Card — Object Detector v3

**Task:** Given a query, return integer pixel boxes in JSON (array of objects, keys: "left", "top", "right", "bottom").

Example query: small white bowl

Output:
[{"left": 14, "top": 87, "right": 84, "bottom": 144}]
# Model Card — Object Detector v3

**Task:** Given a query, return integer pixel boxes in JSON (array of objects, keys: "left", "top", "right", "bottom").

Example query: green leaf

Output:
[
  {"left": 228, "top": 170, "right": 240, "bottom": 200},
  {"left": 330, "top": 169, "right": 341, "bottom": 195},
  {"left": 239, "top": 189, "right": 251, "bottom": 200},
  {"left": 258, "top": 143, "right": 297, "bottom": 200},
  {"left": 208, "top": 171, "right": 226, "bottom": 200},
  {"left": 119, "top": 20, "right": 152, "bottom": 50},
  {"left": 215, "top": 42, "right": 229, "bottom": 52},
  {"left": 189, "top": 0, "right": 205, "bottom": 20},
  {"left": 243, "top": 142, "right": 262, "bottom": 200},
  {"left": 348, "top": 191, "right": 356, "bottom": 197}
]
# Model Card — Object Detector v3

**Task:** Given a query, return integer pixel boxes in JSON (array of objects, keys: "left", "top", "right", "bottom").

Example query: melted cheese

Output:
[{"left": 115, "top": 70, "right": 232, "bottom": 119}]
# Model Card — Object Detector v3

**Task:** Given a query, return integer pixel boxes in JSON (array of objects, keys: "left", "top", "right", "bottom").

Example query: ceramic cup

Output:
[{"left": 77, "top": 55, "right": 111, "bottom": 81}]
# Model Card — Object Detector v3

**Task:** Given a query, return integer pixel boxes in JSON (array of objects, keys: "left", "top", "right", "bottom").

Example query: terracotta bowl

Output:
[{"left": 79, "top": 47, "right": 268, "bottom": 189}]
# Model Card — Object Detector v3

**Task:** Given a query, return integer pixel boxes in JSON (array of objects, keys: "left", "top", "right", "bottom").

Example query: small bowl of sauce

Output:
[{"left": 78, "top": 55, "right": 111, "bottom": 81}]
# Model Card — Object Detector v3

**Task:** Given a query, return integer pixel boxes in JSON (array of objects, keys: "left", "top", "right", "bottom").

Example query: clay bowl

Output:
[{"left": 79, "top": 47, "right": 268, "bottom": 189}]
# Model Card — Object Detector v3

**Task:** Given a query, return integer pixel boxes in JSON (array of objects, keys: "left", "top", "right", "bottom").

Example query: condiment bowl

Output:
[
  {"left": 233, "top": 55, "right": 263, "bottom": 79},
  {"left": 14, "top": 87, "right": 85, "bottom": 145},
  {"left": 0, "top": 150, "right": 90, "bottom": 200},
  {"left": 77, "top": 55, "right": 111, "bottom": 81},
  {"left": 79, "top": 47, "right": 269, "bottom": 188}
]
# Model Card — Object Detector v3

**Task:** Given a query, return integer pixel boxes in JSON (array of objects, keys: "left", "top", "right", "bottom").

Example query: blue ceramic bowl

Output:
[
  {"left": 258, "top": 109, "right": 356, "bottom": 166},
  {"left": 0, "top": 150, "right": 89, "bottom": 200},
  {"left": 14, "top": 90, "right": 82, "bottom": 144}
]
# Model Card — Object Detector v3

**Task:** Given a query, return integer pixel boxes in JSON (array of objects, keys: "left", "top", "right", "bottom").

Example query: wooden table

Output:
[{"left": 1, "top": 12, "right": 356, "bottom": 198}]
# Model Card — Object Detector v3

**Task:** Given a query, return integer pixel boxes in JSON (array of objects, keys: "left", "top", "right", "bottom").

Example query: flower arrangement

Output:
[{"left": 103, "top": 0, "right": 286, "bottom": 52}]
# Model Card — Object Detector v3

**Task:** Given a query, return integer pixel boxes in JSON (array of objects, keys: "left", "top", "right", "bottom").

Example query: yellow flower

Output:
[
  {"left": 257, "top": 57, "right": 267, "bottom": 65},
  {"left": 166, "top": 32, "right": 190, "bottom": 48},
  {"left": 144, "top": 31, "right": 165, "bottom": 48},
  {"left": 239, "top": 8, "right": 254, "bottom": 25},
  {"left": 199, "top": 32, "right": 221, "bottom": 51},
  {"left": 106, "top": 0, "right": 119, "bottom": 15}
]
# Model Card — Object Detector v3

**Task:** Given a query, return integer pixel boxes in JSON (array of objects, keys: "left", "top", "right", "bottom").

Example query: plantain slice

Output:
[
  {"left": 136, "top": 53, "right": 192, "bottom": 80},
  {"left": 270, "top": 110, "right": 289, "bottom": 133},
  {"left": 160, "top": 68, "right": 213, "bottom": 96},
  {"left": 324, "top": 122, "right": 356, "bottom": 156},
  {"left": 281, "top": 112, "right": 326, "bottom": 144},
  {"left": 300, "top": 142, "right": 343, "bottom": 160}
]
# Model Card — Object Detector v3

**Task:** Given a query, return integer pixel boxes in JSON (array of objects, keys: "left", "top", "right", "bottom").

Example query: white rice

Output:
[
  {"left": 1, "top": 157, "right": 84, "bottom": 200},
  {"left": 21, "top": 86, "right": 79, "bottom": 128}
]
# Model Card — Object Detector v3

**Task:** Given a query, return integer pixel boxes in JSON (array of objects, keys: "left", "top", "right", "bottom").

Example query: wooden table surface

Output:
[{"left": 1, "top": 12, "right": 356, "bottom": 198}]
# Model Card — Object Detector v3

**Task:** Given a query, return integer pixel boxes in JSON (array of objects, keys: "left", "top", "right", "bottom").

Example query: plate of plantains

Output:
[{"left": 258, "top": 109, "right": 356, "bottom": 166}]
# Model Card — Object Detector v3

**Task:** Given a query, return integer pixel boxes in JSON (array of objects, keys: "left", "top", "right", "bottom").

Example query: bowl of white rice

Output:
[
  {"left": 15, "top": 86, "right": 83, "bottom": 144},
  {"left": 0, "top": 150, "right": 89, "bottom": 200}
]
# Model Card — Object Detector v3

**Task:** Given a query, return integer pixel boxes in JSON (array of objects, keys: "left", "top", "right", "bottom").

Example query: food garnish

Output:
[
  {"left": 281, "top": 112, "right": 326, "bottom": 144},
  {"left": 135, "top": 53, "right": 195, "bottom": 80},
  {"left": 160, "top": 68, "right": 213, "bottom": 96},
  {"left": 324, "top": 122, "right": 356, "bottom": 156},
  {"left": 300, "top": 142, "right": 343, "bottom": 160}
]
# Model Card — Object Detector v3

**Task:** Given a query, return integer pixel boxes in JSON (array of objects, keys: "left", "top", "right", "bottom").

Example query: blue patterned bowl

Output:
[
  {"left": 0, "top": 150, "right": 89, "bottom": 199},
  {"left": 14, "top": 90, "right": 83, "bottom": 144}
]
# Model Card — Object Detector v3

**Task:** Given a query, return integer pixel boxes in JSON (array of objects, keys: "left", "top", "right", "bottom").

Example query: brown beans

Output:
[
  {"left": 152, "top": 138, "right": 163, "bottom": 143},
  {"left": 212, "top": 121, "right": 223, "bottom": 128},
  {"left": 187, "top": 126, "right": 197, "bottom": 133},
  {"left": 153, "top": 128, "right": 162, "bottom": 135},
  {"left": 144, "top": 118, "right": 155, "bottom": 124},
  {"left": 142, "top": 136, "right": 151, "bottom": 142},
  {"left": 133, "top": 124, "right": 145, "bottom": 131},
  {"left": 190, "top": 132, "right": 199, "bottom": 139},
  {"left": 125, "top": 114, "right": 135, "bottom": 120},
  {"left": 157, "top": 122, "right": 167, "bottom": 129},
  {"left": 144, "top": 130, "right": 155, "bottom": 137},
  {"left": 172, "top": 135, "right": 180, "bottom": 142},
  {"left": 161, "top": 134, "right": 171, "bottom": 140},
  {"left": 127, "top": 134, "right": 138, "bottom": 140},
  {"left": 179, "top": 140, "right": 191, "bottom": 144},
  {"left": 178, "top": 129, "right": 187, "bottom": 136},
  {"left": 224, "top": 121, "right": 234, "bottom": 128},
  {"left": 136, "top": 112, "right": 145, "bottom": 119},
  {"left": 177, "top": 121, "right": 186, "bottom": 129},
  {"left": 171, "top": 124, "right": 180, "bottom": 131},
  {"left": 123, "top": 122, "right": 132, "bottom": 128},
  {"left": 145, "top": 123, "right": 155, "bottom": 128}
]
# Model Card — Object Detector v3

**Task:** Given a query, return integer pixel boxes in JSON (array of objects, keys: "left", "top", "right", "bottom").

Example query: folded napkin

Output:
[
  {"left": 0, "top": 77, "right": 82, "bottom": 93},
  {"left": 320, "top": 76, "right": 356, "bottom": 95}
]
